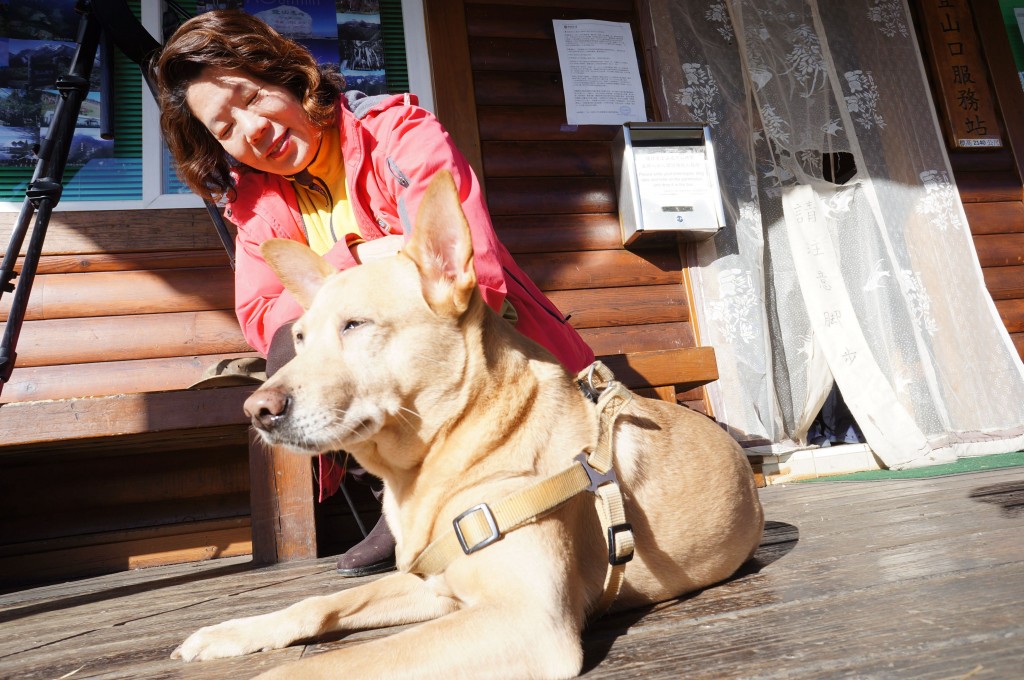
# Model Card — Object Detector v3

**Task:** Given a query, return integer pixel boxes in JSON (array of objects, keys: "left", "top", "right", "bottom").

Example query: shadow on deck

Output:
[{"left": 2, "top": 467, "right": 1022, "bottom": 679}]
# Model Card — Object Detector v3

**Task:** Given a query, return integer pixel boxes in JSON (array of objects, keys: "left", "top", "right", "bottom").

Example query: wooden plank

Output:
[
  {"left": 248, "top": 436, "right": 317, "bottom": 564},
  {"left": 974, "top": 232, "right": 1024, "bottom": 266},
  {"left": 465, "top": 3, "right": 633, "bottom": 40},
  {"left": 474, "top": 70, "right": 566, "bottom": 107},
  {"left": 1, "top": 492, "right": 250, "bottom": 552},
  {"left": 956, "top": 170, "right": 1022, "bottom": 202},
  {"left": 517, "top": 248, "right": 681, "bottom": 292},
  {"left": 424, "top": 0, "right": 485, "bottom": 188},
  {"left": 948, "top": 147, "right": 1015, "bottom": 173},
  {"left": 486, "top": 176, "right": 615, "bottom": 215},
  {"left": 0, "top": 555, "right": 323, "bottom": 666},
  {"left": 587, "top": 560, "right": 1024, "bottom": 679},
  {"left": 494, "top": 213, "right": 622, "bottom": 253},
  {"left": 20, "top": 249, "right": 232, "bottom": 275},
  {"left": 0, "top": 424, "right": 250, "bottom": 459},
  {"left": 1013, "top": 331, "right": 1024, "bottom": 358},
  {"left": 0, "top": 387, "right": 256, "bottom": 447},
  {"left": 994, "top": 297, "right": 1024, "bottom": 333},
  {"left": 4, "top": 310, "right": 249, "bottom": 367},
  {"left": 0, "top": 208, "right": 224, "bottom": 256},
  {"left": 577, "top": 321, "right": 696, "bottom": 356},
  {"left": 597, "top": 347, "right": 718, "bottom": 392},
  {"left": 482, "top": 140, "right": 612, "bottom": 178},
  {"left": 0, "top": 268, "right": 233, "bottom": 322},
  {"left": 469, "top": 36, "right": 557, "bottom": 71},
  {"left": 2, "top": 352, "right": 261, "bottom": 404},
  {"left": 962, "top": 199, "right": 1024, "bottom": 234},
  {"left": 478, "top": 105, "right": 621, "bottom": 141},
  {"left": 982, "top": 264, "right": 1024, "bottom": 300},
  {"left": 0, "top": 520, "right": 251, "bottom": 591},
  {"left": 545, "top": 284, "right": 689, "bottom": 329},
  {"left": 466, "top": 0, "right": 632, "bottom": 9}
]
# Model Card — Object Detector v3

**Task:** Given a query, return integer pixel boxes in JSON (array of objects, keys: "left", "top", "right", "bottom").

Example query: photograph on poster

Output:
[
  {"left": 195, "top": 1, "right": 245, "bottom": 12},
  {"left": 246, "top": 0, "right": 341, "bottom": 65},
  {"left": 2, "top": 0, "right": 79, "bottom": 42},
  {"left": 338, "top": 10, "right": 385, "bottom": 94},
  {"left": 337, "top": 0, "right": 380, "bottom": 12},
  {"left": 0, "top": 121, "right": 36, "bottom": 164},
  {"left": 0, "top": 38, "right": 100, "bottom": 91},
  {"left": 34, "top": 90, "right": 111, "bottom": 165}
]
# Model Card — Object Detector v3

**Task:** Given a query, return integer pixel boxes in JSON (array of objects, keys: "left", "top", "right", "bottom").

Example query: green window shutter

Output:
[{"left": 380, "top": 0, "right": 410, "bottom": 95}]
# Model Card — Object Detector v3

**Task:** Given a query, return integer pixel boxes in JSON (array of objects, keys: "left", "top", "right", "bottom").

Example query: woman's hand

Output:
[{"left": 352, "top": 234, "right": 404, "bottom": 264}]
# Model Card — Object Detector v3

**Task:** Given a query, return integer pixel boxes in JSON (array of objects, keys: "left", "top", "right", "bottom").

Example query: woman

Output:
[{"left": 156, "top": 10, "right": 594, "bottom": 576}]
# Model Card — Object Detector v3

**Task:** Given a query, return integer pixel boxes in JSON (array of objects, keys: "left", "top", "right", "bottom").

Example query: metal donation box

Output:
[{"left": 611, "top": 123, "right": 726, "bottom": 246}]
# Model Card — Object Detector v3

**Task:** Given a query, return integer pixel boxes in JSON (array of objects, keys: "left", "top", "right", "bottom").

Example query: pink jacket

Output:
[{"left": 225, "top": 92, "right": 594, "bottom": 373}]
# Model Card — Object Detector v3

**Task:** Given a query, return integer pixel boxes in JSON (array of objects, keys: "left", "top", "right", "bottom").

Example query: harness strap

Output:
[
  {"left": 409, "top": 461, "right": 593, "bottom": 576},
  {"left": 407, "top": 361, "right": 635, "bottom": 614}
]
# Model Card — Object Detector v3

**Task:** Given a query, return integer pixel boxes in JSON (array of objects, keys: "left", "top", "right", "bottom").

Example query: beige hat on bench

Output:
[{"left": 189, "top": 356, "right": 268, "bottom": 389}]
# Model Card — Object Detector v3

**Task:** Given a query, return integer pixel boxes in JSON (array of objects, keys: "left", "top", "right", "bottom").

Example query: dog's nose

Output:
[{"left": 244, "top": 388, "right": 292, "bottom": 430}]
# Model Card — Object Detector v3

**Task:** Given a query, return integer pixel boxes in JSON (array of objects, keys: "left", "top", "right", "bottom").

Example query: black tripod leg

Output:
[{"left": 0, "top": 1, "right": 103, "bottom": 394}]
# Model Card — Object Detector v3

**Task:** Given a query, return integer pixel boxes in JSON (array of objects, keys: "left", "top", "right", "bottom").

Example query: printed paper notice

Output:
[
  {"left": 634, "top": 146, "right": 718, "bottom": 232},
  {"left": 553, "top": 19, "right": 645, "bottom": 126}
]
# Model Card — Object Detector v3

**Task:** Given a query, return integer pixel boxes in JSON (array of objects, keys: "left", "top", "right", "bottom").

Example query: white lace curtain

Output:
[{"left": 646, "top": 0, "right": 1024, "bottom": 467}]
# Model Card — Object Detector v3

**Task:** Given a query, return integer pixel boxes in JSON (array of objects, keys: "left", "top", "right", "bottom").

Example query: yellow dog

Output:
[{"left": 173, "top": 171, "right": 764, "bottom": 679}]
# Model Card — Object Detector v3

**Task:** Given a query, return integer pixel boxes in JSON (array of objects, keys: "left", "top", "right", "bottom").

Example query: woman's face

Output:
[{"left": 186, "top": 66, "right": 322, "bottom": 176}]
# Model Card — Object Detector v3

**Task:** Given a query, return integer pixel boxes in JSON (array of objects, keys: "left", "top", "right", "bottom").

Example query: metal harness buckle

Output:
[
  {"left": 574, "top": 452, "right": 618, "bottom": 493},
  {"left": 453, "top": 503, "right": 501, "bottom": 555},
  {"left": 607, "top": 523, "right": 635, "bottom": 565}
]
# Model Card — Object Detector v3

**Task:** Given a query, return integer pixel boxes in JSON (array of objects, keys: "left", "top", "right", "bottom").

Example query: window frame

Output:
[{"left": 0, "top": 0, "right": 432, "bottom": 213}]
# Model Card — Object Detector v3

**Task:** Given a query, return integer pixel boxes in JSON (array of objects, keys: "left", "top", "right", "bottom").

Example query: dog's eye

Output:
[
  {"left": 342, "top": 320, "right": 363, "bottom": 334},
  {"left": 293, "top": 330, "right": 304, "bottom": 345}
]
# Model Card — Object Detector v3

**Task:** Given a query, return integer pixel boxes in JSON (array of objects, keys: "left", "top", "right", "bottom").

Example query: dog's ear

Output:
[
  {"left": 260, "top": 239, "right": 336, "bottom": 310},
  {"left": 404, "top": 170, "right": 477, "bottom": 314}
]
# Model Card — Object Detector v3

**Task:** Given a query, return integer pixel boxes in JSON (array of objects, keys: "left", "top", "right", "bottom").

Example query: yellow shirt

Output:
[{"left": 288, "top": 126, "right": 362, "bottom": 256}]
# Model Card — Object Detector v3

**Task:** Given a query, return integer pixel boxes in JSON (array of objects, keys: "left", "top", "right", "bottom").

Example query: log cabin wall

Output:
[
  {"left": 0, "top": 210, "right": 255, "bottom": 588},
  {"left": 425, "top": 0, "right": 714, "bottom": 412},
  {"left": 911, "top": 0, "right": 1024, "bottom": 358}
]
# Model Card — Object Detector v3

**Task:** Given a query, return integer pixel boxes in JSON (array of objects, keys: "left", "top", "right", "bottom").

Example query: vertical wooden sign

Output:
[{"left": 918, "top": 0, "right": 1004, "bottom": 149}]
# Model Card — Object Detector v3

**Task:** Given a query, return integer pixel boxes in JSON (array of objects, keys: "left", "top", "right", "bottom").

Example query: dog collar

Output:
[{"left": 408, "top": 361, "right": 635, "bottom": 615}]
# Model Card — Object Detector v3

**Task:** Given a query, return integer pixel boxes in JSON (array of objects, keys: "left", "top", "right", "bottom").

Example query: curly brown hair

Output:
[{"left": 156, "top": 10, "right": 344, "bottom": 201}]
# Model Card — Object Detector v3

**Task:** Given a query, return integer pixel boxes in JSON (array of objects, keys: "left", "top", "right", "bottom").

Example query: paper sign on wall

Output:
[{"left": 552, "top": 19, "right": 646, "bottom": 126}]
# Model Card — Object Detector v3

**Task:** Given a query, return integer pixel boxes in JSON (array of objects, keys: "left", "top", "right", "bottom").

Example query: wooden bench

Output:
[{"left": 0, "top": 208, "right": 722, "bottom": 583}]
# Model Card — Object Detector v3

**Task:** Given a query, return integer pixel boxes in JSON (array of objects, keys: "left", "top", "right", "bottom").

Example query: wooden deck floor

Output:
[{"left": 2, "top": 466, "right": 1023, "bottom": 679}]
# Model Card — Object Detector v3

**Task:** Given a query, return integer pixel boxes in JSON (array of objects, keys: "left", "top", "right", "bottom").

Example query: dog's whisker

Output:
[{"left": 392, "top": 408, "right": 421, "bottom": 430}]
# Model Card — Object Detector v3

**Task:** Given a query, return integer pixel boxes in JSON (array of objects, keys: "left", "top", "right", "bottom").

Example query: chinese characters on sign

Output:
[{"left": 919, "top": 0, "right": 1003, "bottom": 148}]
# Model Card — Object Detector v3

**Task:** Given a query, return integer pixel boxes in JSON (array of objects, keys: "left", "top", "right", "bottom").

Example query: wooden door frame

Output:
[{"left": 422, "top": 0, "right": 486, "bottom": 189}]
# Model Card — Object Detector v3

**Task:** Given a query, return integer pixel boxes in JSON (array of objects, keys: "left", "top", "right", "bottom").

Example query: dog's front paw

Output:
[{"left": 172, "top": 615, "right": 287, "bottom": 662}]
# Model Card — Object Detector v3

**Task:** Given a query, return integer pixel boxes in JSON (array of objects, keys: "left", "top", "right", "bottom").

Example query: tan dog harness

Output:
[{"left": 409, "top": 362, "right": 635, "bottom": 614}]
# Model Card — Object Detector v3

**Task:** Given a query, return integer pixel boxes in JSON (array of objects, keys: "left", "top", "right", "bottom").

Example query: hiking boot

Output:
[{"left": 336, "top": 515, "right": 397, "bottom": 577}]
